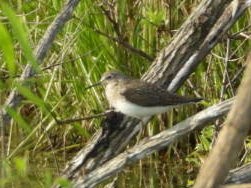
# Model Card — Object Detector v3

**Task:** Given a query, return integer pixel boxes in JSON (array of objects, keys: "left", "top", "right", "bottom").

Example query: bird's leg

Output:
[{"left": 135, "top": 116, "right": 149, "bottom": 144}]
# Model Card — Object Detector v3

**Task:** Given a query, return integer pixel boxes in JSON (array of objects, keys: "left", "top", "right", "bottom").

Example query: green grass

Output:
[{"left": 0, "top": 0, "right": 251, "bottom": 187}]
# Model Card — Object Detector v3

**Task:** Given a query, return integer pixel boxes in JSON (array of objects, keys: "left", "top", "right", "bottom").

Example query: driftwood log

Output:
[{"left": 54, "top": 0, "right": 251, "bottom": 187}]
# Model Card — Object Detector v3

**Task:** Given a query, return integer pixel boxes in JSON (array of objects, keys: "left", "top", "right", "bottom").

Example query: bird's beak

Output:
[{"left": 84, "top": 81, "right": 102, "bottom": 90}]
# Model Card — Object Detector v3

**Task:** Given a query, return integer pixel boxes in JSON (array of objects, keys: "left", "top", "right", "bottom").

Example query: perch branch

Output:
[{"left": 74, "top": 98, "right": 233, "bottom": 187}]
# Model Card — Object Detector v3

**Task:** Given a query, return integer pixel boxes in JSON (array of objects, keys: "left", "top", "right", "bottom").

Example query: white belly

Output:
[
  {"left": 113, "top": 99, "right": 172, "bottom": 118},
  {"left": 105, "top": 82, "right": 172, "bottom": 118}
]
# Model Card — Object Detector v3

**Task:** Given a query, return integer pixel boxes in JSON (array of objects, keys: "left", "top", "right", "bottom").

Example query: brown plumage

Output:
[
  {"left": 121, "top": 80, "right": 202, "bottom": 107},
  {"left": 92, "top": 70, "right": 202, "bottom": 118}
]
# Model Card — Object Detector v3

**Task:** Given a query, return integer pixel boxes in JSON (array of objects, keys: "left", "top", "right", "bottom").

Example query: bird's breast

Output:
[{"left": 105, "top": 83, "right": 122, "bottom": 107}]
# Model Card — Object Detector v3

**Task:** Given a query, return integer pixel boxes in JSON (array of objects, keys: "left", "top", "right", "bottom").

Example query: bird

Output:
[{"left": 86, "top": 70, "right": 202, "bottom": 119}]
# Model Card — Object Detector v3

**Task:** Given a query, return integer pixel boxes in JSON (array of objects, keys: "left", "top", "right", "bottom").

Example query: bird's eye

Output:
[{"left": 106, "top": 75, "right": 112, "bottom": 79}]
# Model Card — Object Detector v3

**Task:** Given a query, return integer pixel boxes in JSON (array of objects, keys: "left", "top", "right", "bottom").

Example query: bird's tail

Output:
[{"left": 184, "top": 97, "right": 204, "bottom": 103}]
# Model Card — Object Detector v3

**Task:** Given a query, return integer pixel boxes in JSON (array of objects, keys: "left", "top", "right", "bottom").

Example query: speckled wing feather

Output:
[{"left": 121, "top": 80, "right": 202, "bottom": 107}]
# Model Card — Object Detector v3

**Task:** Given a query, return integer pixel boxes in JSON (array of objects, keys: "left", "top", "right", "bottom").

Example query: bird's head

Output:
[
  {"left": 85, "top": 70, "right": 127, "bottom": 90},
  {"left": 100, "top": 71, "right": 127, "bottom": 84}
]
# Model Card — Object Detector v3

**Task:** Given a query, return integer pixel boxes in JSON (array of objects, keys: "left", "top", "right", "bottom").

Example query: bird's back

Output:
[{"left": 121, "top": 80, "right": 202, "bottom": 107}]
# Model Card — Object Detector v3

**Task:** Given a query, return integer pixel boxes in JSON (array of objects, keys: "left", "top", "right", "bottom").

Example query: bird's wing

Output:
[{"left": 121, "top": 81, "right": 201, "bottom": 107}]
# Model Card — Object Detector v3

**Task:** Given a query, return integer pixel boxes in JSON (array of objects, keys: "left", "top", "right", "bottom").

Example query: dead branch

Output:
[
  {"left": 193, "top": 53, "right": 251, "bottom": 187},
  {"left": 55, "top": 110, "right": 113, "bottom": 125},
  {"left": 224, "top": 163, "right": 251, "bottom": 184},
  {"left": 221, "top": 184, "right": 251, "bottom": 188},
  {"left": 93, "top": 28, "right": 154, "bottom": 61},
  {"left": 143, "top": 0, "right": 250, "bottom": 92},
  {"left": 225, "top": 162, "right": 251, "bottom": 184}
]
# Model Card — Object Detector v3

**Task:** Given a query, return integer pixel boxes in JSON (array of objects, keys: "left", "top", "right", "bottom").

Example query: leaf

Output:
[
  {"left": 54, "top": 177, "right": 73, "bottom": 188},
  {"left": 14, "top": 157, "right": 27, "bottom": 176},
  {"left": 0, "top": 22, "right": 15, "bottom": 75},
  {"left": 0, "top": 2, "right": 37, "bottom": 68},
  {"left": 5, "top": 107, "right": 32, "bottom": 133},
  {"left": 16, "top": 84, "right": 45, "bottom": 109}
]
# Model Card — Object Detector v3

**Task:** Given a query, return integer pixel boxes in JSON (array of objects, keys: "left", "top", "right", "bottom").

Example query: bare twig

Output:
[
  {"left": 226, "top": 64, "right": 246, "bottom": 89},
  {"left": 97, "top": 2, "right": 155, "bottom": 62},
  {"left": 99, "top": 3, "right": 120, "bottom": 36},
  {"left": 55, "top": 110, "right": 114, "bottom": 125},
  {"left": 93, "top": 28, "right": 154, "bottom": 61}
]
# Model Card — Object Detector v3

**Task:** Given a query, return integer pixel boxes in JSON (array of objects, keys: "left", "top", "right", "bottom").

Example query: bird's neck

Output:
[
  {"left": 105, "top": 79, "right": 132, "bottom": 105},
  {"left": 104, "top": 81, "right": 119, "bottom": 107}
]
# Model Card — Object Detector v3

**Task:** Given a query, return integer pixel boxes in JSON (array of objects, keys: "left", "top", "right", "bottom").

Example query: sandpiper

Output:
[{"left": 87, "top": 71, "right": 202, "bottom": 119}]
